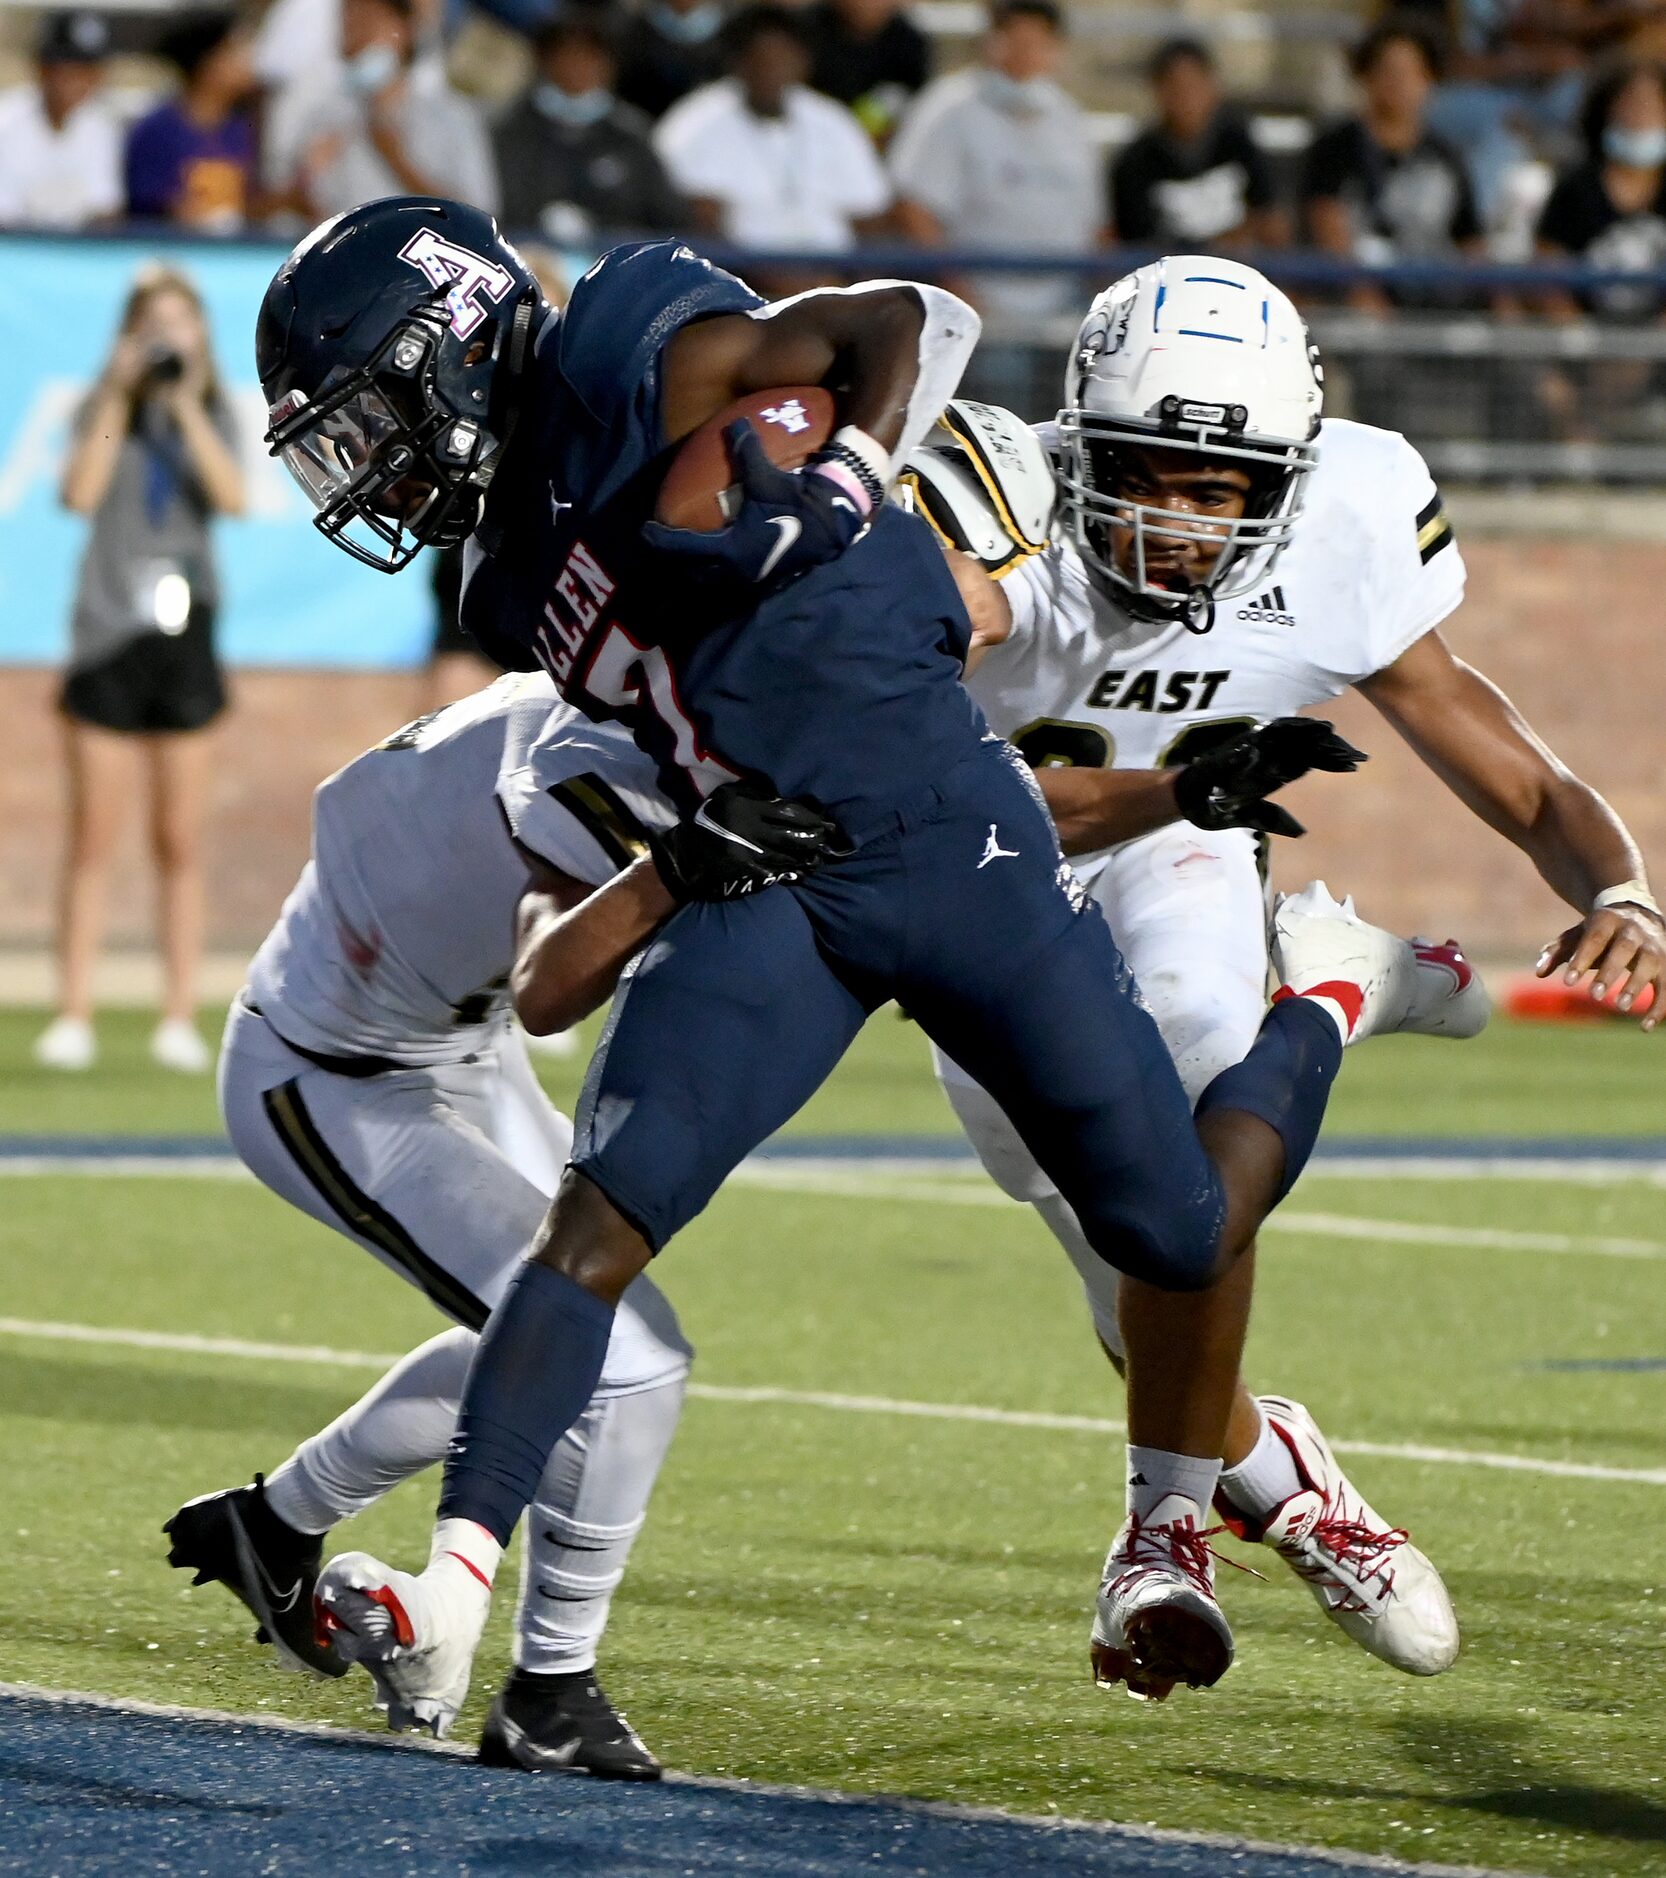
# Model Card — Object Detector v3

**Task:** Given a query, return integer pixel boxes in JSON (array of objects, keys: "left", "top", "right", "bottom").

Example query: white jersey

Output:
[
  {"left": 974, "top": 417, "right": 1465, "bottom": 865},
  {"left": 246, "top": 675, "right": 665, "bottom": 1066}
]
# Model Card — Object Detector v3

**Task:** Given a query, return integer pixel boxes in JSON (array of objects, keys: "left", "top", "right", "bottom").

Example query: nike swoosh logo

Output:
[
  {"left": 758, "top": 514, "right": 801, "bottom": 581},
  {"left": 693, "top": 801, "right": 764, "bottom": 854},
  {"left": 232, "top": 1508, "right": 304, "bottom": 1614}
]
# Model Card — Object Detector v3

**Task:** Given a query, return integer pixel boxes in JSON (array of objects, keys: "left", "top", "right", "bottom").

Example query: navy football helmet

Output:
[{"left": 258, "top": 197, "right": 544, "bottom": 571}]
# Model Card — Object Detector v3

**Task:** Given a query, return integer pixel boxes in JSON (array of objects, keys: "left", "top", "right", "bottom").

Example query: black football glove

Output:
[
  {"left": 1172, "top": 717, "right": 1367, "bottom": 839},
  {"left": 642, "top": 421, "right": 869, "bottom": 587},
  {"left": 650, "top": 777, "right": 851, "bottom": 902}
]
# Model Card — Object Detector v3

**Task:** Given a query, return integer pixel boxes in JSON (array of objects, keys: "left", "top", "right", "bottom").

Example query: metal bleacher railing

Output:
[
  {"left": 6, "top": 221, "right": 1666, "bottom": 484},
  {"left": 694, "top": 242, "right": 1666, "bottom": 485}
]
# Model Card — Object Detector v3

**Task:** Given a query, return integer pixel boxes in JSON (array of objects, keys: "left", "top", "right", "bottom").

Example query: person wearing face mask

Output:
[
  {"left": 888, "top": 0, "right": 1103, "bottom": 325},
  {"left": 1538, "top": 57, "right": 1666, "bottom": 316},
  {"left": 617, "top": 0, "right": 729, "bottom": 121},
  {"left": 653, "top": 4, "right": 891, "bottom": 257},
  {"left": 494, "top": 8, "right": 688, "bottom": 241},
  {"left": 264, "top": 0, "right": 497, "bottom": 223}
]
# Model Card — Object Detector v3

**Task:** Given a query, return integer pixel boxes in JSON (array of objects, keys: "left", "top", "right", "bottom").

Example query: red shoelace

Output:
[{"left": 1121, "top": 1513, "right": 1265, "bottom": 1595}]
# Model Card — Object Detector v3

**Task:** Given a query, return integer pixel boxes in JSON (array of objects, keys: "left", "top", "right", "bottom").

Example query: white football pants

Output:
[
  {"left": 935, "top": 822, "right": 1269, "bottom": 1357},
  {"left": 219, "top": 1001, "right": 692, "bottom": 1673}
]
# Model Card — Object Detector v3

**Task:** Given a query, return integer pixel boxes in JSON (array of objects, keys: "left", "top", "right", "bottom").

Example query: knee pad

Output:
[{"left": 1073, "top": 1185, "right": 1223, "bottom": 1294}]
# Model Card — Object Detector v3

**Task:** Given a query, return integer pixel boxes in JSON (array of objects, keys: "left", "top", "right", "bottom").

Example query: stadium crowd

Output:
[{"left": 2, "top": 0, "right": 1666, "bottom": 317}]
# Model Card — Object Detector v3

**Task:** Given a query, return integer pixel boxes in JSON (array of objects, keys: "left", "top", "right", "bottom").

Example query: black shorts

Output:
[{"left": 61, "top": 607, "right": 227, "bottom": 735}]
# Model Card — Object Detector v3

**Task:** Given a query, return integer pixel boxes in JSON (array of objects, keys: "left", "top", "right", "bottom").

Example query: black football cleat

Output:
[
  {"left": 164, "top": 1475, "right": 347, "bottom": 1678},
  {"left": 478, "top": 1668, "right": 663, "bottom": 1779}
]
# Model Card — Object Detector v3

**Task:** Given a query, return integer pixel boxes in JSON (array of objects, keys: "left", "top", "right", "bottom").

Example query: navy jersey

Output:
[{"left": 461, "top": 240, "right": 984, "bottom": 834}]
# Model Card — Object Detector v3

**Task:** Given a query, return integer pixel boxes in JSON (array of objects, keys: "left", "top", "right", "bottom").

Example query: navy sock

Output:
[
  {"left": 437, "top": 1263, "right": 616, "bottom": 1547},
  {"left": 1194, "top": 995, "right": 1343, "bottom": 1203}
]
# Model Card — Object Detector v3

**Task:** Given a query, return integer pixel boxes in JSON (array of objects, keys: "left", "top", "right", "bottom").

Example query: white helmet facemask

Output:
[{"left": 1057, "top": 256, "right": 1323, "bottom": 632}]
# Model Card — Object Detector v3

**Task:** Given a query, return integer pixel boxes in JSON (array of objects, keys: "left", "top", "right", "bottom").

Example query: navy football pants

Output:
[{"left": 571, "top": 741, "right": 1228, "bottom": 1289}]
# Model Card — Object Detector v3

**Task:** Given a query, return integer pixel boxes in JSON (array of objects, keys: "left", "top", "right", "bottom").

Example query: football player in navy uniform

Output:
[{"left": 256, "top": 196, "right": 1449, "bottom": 1734}]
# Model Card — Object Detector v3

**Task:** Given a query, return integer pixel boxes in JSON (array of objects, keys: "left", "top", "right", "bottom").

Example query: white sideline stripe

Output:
[
  {"left": 2, "top": 1314, "right": 1663, "bottom": 1490},
  {"left": 735, "top": 1166, "right": 1666, "bottom": 1258},
  {"left": 0, "top": 1682, "right": 1532, "bottom": 1878},
  {"left": 8, "top": 1152, "right": 1663, "bottom": 1262},
  {"left": 4, "top": 1150, "right": 1665, "bottom": 1190},
  {"left": 0, "top": 1155, "right": 255, "bottom": 1179}
]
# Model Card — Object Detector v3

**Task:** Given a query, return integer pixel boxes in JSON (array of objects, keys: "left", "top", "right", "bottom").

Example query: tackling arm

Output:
[
  {"left": 1360, "top": 628, "right": 1665, "bottom": 1022},
  {"left": 511, "top": 854, "right": 675, "bottom": 1037}
]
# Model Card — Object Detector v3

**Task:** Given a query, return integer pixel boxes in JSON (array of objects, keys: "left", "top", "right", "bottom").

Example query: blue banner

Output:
[{"left": 0, "top": 234, "right": 433, "bottom": 668}]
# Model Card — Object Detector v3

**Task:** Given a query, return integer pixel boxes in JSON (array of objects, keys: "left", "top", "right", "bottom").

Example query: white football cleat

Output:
[
  {"left": 150, "top": 1018, "right": 213, "bottom": 1074},
  {"left": 1222, "top": 1397, "right": 1459, "bottom": 1677},
  {"left": 33, "top": 1015, "right": 95, "bottom": 1071},
  {"left": 1271, "top": 881, "right": 1421, "bottom": 1045},
  {"left": 1404, "top": 938, "right": 1490, "bottom": 1039},
  {"left": 1090, "top": 1494, "right": 1236, "bottom": 1702},
  {"left": 313, "top": 1548, "right": 492, "bottom": 1737}
]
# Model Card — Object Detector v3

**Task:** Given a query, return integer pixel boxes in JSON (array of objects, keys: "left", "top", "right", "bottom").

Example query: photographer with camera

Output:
[{"left": 35, "top": 265, "right": 244, "bottom": 1076}]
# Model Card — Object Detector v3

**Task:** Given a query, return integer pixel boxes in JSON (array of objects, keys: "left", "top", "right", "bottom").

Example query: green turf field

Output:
[{"left": 1, "top": 1010, "right": 1663, "bottom": 1876}]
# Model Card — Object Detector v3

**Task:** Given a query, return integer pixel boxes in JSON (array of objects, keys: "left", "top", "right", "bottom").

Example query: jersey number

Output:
[
  {"left": 1012, "top": 718, "right": 1116, "bottom": 770},
  {"left": 585, "top": 623, "right": 738, "bottom": 799}
]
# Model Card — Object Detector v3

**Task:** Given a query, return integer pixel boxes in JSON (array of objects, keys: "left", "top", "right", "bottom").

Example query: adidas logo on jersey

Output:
[{"left": 1238, "top": 587, "right": 1294, "bottom": 628}]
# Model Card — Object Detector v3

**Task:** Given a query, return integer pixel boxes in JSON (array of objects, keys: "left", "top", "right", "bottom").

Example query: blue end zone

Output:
[{"left": 0, "top": 1693, "right": 1472, "bottom": 1878}]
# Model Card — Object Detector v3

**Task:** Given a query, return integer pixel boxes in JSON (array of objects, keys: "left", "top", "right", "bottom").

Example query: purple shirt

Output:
[{"left": 125, "top": 101, "right": 255, "bottom": 225}]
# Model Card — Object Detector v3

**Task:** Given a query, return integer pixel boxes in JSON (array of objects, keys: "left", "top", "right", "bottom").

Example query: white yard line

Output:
[
  {"left": 0, "top": 1680, "right": 1534, "bottom": 1878},
  {"left": 12, "top": 1152, "right": 1659, "bottom": 1261},
  {"left": 1, "top": 1314, "right": 1661, "bottom": 1489}
]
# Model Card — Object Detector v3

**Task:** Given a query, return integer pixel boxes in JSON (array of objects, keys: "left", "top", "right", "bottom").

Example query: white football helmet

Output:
[{"left": 1057, "top": 255, "right": 1323, "bottom": 630}]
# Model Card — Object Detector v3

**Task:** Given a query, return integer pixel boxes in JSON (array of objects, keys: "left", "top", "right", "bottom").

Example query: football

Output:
[{"left": 655, "top": 386, "right": 836, "bottom": 533}]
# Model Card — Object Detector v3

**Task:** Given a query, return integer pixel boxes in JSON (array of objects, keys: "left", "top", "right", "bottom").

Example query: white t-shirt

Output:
[
  {"left": 973, "top": 416, "right": 1466, "bottom": 863},
  {"left": 245, "top": 676, "right": 665, "bottom": 1066},
  {"left": 887, "top": 69, "right": 1102, "bottom": 319},
  {"left": 0, "top": 87, "right": 122, "bottom": 227},
  {"left": 654, "top": 80, "right": 891, "bottom": 251}
]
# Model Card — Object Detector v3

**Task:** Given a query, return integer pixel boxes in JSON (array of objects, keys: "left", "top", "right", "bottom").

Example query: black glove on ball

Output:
[
  {"left": 1172, "top": 717, "right": 1368, "bottom": 839},
  {"left": 651, "top": 777, "right": 851, "bottom": 902}
]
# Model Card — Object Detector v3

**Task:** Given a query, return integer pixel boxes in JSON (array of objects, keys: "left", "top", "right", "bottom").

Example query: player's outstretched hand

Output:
[
  {"left": 642, "top": 422, "right": 869, "bottom": 587},
  {"left": 1174, "top": 717, "right": 1368, "bottom": 838},
  {"left": 651, "top": 778, "right": 852, "bottom": 903},
  {"left": 1535, "top": 899, "right": 1666, "bottom": 1031}
]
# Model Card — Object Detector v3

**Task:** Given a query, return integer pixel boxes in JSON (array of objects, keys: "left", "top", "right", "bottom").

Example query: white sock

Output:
[
  {"left": 263, "top": 1328, "right": 475, "bottom": 1535},
  {"left": 1125, "top": 1444, "right": 1221, "bottom": 1523},
  {"left": 515, "top": 1372, "right": 687, "bottom": 1676},
  {"left": 1278, "top": 984, "right": 1357, "bottom": 1046},
  {"left": 1219, "top": 1404, "right": 1304, "bottom": 1518},
  {"left": 431, "top": 1515, "right": 503, "bottom": 1590}
]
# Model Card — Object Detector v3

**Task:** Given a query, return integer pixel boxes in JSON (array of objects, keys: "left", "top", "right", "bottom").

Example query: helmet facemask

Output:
[
  {"left": 266, "top": 302, "right": 503, "bottom": 572},
  {"left": 1057, "top": 399, "right": 1316, "bottom": 632}
]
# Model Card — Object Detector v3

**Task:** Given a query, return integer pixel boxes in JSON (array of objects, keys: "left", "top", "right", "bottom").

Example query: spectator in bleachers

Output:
[
  {"left": 1108, "top": 38, "right": 1285, "bottom": 250},
  {"left": 495, "top": 9, "right": 688, "bottom": 240},
  {"left": 654, "top": 5, "right": 891, "bottom": 255},
  {"left": 802, "top": 0, "right": 930, "bottom": 145},
  {"left": 617, "top": 0, "right": 729, "bottom": 122},
  {"left": 264, "top": 0, "right": 497, "bottom": 222},
  {"left": 1303, "top": 18, "right": 1484, "bottom": 312},
  {"left": 125, "top": 16, "right": 259, "bottom": 230},
  {"left": 37, "top": 264, "right": 244, "bottom": 1077},
  {"left": 0, "top": 11, "right": 121, "bottom": 230},
  {"left": 888, "top": 0, "right": 1101, "bottom": 320},
  {"left": 1538, "top": 58, "right": 1666, "bottom": 314}
]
